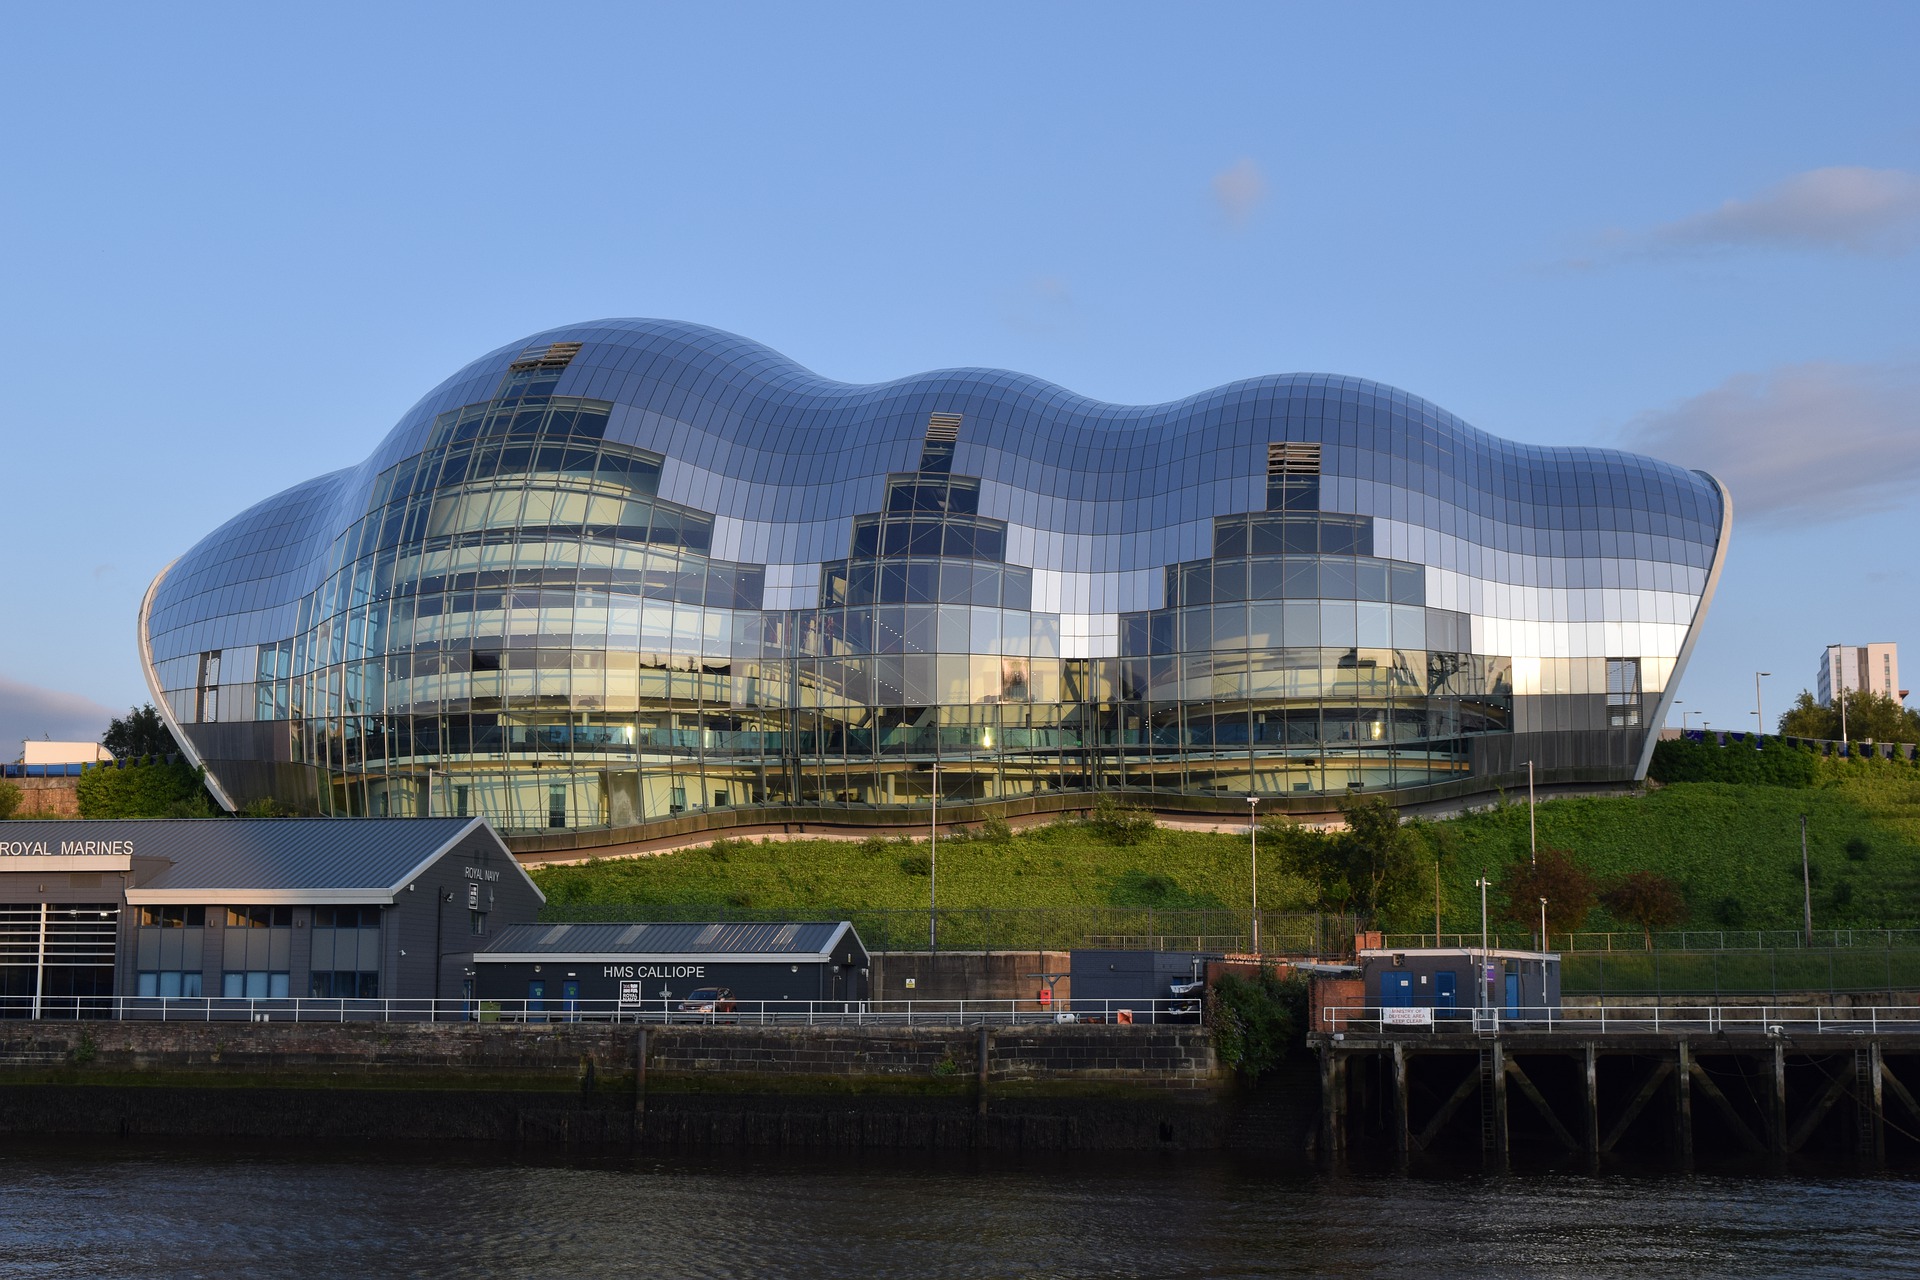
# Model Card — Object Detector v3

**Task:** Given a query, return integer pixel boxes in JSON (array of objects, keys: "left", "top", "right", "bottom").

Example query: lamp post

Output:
[
  {"left": 1474, "top": 875, "right": 1493, "bottom": 1010},
  {"left": 1538, "top": 896, "right": 1548, "bottom": 953},
  {"left": 1527, "top": 759, "right": 1536, "bottom": 868},
  {"left": 1800, "top": 814, "right": 1814, "bottom": 946},
  {"left": 1754, "top": 672, "right": 1771, "bottom": 738},
  {"left": 928, "top": 761, "right": 939, "bottom": 953},
  {"left": 1248, "top": 794, "right": 1261, "bottom": 957}
]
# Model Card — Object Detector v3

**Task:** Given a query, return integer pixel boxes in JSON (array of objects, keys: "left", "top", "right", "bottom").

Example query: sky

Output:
[{"left": 1, "top": 3, "right": 1916, "bottom": 752}]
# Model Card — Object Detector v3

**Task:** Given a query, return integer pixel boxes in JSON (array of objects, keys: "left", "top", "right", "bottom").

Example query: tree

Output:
[
  {"left": 0, "top": 779, "right": 20, "bottom": 821},
  {"left": 1498, "top": 846, "right": 1598, "bottom": 941},
  {"left": 1777, "top": 689, "right": 1920, "bottom": 745},
  {"left": 1268, "top": 796, "right": 1417, "bottom": 919},
  {"left": 102, "top": 705, "right": 181, "bottom": 762},
  {"left": 1601, "top": 871, "right": 1686, "bottom": 949}
]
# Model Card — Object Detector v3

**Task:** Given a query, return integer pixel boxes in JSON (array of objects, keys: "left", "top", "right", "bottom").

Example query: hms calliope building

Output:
[{"left": 140, "top": 320, "right": 1730, "bottom": 851}]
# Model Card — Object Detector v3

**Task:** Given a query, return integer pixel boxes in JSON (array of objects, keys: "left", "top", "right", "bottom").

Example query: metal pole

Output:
[
  {"left": 1539, "top": 897, "right": 1548, "bottom": 954},
  {"left": 1527, "top": 761, "right": 1536, "bottom": 867},
  {"left": 1476, "top": 876, "right": 1491, "bottom": 1010},
  {"left": 1248, "top": 794, "right": 1260, "bottom": 957},
  {"left": 1434, "top": 860, "right": 1442, "bottom": 948},
  {"left": 929, "top": 761, "right": 938, "bottom": 953},
  {"left": 1800, "top": 814, "right": 1814, "bottom": 946},
  {"left": 1755, "top": 671, "right": 1770, "bottom": 738}
]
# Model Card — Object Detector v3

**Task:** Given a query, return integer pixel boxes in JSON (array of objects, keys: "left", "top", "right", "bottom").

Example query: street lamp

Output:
[
  {"left": 1474, "top": 875, "right": 1494, "bottom": 1010},
  {"left": 1538, "top": 896, "right": 1548, "bottom": 953},
  {"left": 1526, "top": 759, "right": 1536, "bottom": 868},
  {"left": 1247, "top": 794, "right": 1261, "bottom": 957},
  {"left": 1754, "top": 672, "right": 1771, "bottom": 738},
  {"left": 928, "top": 761, "right": 939, "bottom": 952}
]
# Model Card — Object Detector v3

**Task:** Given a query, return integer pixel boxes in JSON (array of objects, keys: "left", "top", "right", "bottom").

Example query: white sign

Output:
[
  {"left": 618, "top": 980, "right": 643, "bottom": 1006},
  {"left": 1381, "top": 1007, "right": 1434, "bottom": 1026},
  {"left": 0, "top": 840, "right": 132, "bottom": 857},
  {"left": 602, "top": 964, "right": 705, "bottom": 979}
]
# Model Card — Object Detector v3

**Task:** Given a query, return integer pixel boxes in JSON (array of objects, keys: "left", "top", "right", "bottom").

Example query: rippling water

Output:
[{"left": 2, "top": 1141, "right": 1917, "bottom": 1278}]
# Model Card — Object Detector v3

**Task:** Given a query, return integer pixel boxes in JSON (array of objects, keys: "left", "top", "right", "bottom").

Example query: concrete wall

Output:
[{"left": 869, "top": 951, "right": 1071, "bottom": 1004}]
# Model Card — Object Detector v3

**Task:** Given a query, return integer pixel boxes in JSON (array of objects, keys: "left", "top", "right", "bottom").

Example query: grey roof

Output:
[
  {"left": 478, "top": 920, "right": 856, "bottom": 963},
  {"left": 0, "top": 817, "right": 520, "bottom": 901}
]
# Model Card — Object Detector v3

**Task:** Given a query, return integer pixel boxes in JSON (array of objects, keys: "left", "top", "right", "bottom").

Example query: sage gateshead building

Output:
[{"left": 140, "top": 320, "right": 1730, "bottom": 847}]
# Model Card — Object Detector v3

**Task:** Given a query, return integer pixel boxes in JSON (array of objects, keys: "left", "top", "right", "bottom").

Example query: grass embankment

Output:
[{"left": 532, "top": 753, "right": 1920, "bottom": 941}]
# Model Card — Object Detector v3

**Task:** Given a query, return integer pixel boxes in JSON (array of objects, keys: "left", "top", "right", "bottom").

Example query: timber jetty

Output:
[{"left": 1313, "top": 1004, "right": 1920, "bottom": 1167}]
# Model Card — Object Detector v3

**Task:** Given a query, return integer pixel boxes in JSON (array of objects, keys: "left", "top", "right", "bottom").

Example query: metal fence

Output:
[
  {"left": 0, "top": 995, "right": 1199, "bottom": 1027},
  {"left": 1381, "top": 929, "right": 1920, "bottom": 953},
  {"left": 1320, "top": 1003, "right": 1920, "bottom": 1036},
  {"left": 547, "top": 903, "right": 1359, "bottom": 954}
]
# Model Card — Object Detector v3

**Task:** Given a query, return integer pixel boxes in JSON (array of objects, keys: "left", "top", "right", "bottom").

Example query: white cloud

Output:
[
  {"left": 0, "top": 676, "right": 119, "bottom": 761},
  {"left": 1622, "top": 360, "right": 1920, "bottom": 526},
  {"left": 1610, "top": 167, "right": 1920, "bottom": 257},
  {"left": 1211, "top": 158, "right": 1267, "bottom": 228}
]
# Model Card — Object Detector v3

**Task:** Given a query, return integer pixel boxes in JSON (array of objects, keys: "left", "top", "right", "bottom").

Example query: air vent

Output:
[
  {"left": 1267, "top": 442, "right": 1321, "bottom": 476},
  {"left": 925, "top": 412, "right": 962, "bottom": 442},
  {"left": 508, "top": 341, "right": 583, "bottom": 373}
]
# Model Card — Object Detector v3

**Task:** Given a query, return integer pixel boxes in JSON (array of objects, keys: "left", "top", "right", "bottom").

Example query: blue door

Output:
[
  {"left": 1381, "top": 972, "right": 1413, "bottom": 1008},
  {"left": 562, "top": 980, "right": 580, "bottom": 1021},
  {"left": 1504, "top": 972, "right": 1521, "bottom": 1016},
  {"left": 527, "top": 979, "right": 546, "bottom": 1019},
  {"left": 1434, "top": 971, "right": 1458, "bottom": 1017}
]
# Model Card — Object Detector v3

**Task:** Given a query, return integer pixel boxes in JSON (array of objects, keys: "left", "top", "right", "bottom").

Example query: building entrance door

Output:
[
  {"left": 1434, "top": 971, "right": 1457, "bottom": 1018},
  {"left": 562, "top": 979, "right": 580, "bottom": 1021},
  {"left": 1504, "top": 972, "right": 1520, "bottom": 1016},
  {"left": 1381, "top": 972, "right": 1412, "bottom": 1007},
  {"left": 528, "top": 979, "right": 546, "bottom": 1019}
]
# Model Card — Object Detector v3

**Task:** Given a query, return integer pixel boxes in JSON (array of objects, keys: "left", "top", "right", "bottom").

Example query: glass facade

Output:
[{"left": 140, "top": 320, "right": 1730, "bottom": 838}]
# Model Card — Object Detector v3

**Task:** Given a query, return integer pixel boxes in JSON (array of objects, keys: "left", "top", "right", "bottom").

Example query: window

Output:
[
  {"left": 137, "top": 971, "right": 204, "bottom": 998},
  {"left": 222, "top": 971, "right": 290, "bottom": 999},
  {"left": 549, "top": 784, "right": 567, "bottom": 828},
  {"left": 309, "top": 971, "right": 379, "bottom": 999},
  {"left": 1606, "top": 658, "right": 1641, "bottom": 727},
  {"left": 226, "top": 906, "right": 293, "bottom": 928},
  {"left": 470, "top": 911, "right": 488, "bottom": 936},
  {"left": 138, "top": 906, "right": 206, "bottom": 928}
]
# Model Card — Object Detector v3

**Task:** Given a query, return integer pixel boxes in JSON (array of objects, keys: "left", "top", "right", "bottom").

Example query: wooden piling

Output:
[
  {"left": 976, "top": 1026, "right": 991, "bottom": 1118},
  {"left": 1676, "top": 1038, "right": 1694, "bottom": 1166},
  {"left": 1391, "top": 1042, "right": 1409, "bottom": 1155},
  {"left": 1771, "top": 1039, "right": 1788, "bottom": 1156},
  {"left": 1490, "top": 1039, "right": 1509, "bottom": 1167},
  {"left": 1583, "top": 1043, "right": 1600, "bottom": 1155}
]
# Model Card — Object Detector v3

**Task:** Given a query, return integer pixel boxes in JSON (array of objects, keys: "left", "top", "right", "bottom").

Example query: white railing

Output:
[
  {"left": 1319, "top": 1004, "right": 1920, "bottom": 1035},
  {"left": 0, "top": 995, "right": 1203, "bottom": 1028}
]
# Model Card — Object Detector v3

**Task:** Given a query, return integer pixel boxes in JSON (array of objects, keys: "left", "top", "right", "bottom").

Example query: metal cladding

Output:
[
  {"left": 140, "top": 319, "right": 1730, "bottom": 838},
  {"left": 482, "top": 920, "right": 853, "bottom": 960}
]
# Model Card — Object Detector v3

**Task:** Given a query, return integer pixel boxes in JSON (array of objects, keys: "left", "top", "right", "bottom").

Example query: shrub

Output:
[
  {"left": 980, "top": 815, "right": 1013, "bottom": 843},
  {"left": 857, "top": 835, "right": 891, "bottom": 857},
  {"left": 1087, "top": 794, "right": 1157, "bottom": 845},
  {"left": 75, "top": 760, "right": 210, "bottom": 819},
  {"left": 0, "top": 780, "right": 20, "bottom": 821},
  {"left": 898, "top": 854, "right": 932, "bottom": 877},
  {"left": 1846, "top": 836, "right": 1872, "bottom": 862},
  {"left": 1208, "top": 972, "right": 1307, "bottom": 1081},
  {"left": 1648, "top": 737, "right": 1818, "bottom": 787}
]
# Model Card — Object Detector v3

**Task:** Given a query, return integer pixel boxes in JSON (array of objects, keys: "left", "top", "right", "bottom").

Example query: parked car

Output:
[{"left": 677, "top": 987, "right": 736, "bottom": 1014}]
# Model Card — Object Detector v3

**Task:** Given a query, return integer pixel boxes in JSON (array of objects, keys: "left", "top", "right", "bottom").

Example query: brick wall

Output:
[{"left": 8, "top": 777, "right": 79, "bottom": 818}]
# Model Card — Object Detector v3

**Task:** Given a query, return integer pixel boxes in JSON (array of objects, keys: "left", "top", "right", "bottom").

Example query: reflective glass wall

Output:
[{"left": 142, "top": 321, "right": 1729, "bottom": 836}]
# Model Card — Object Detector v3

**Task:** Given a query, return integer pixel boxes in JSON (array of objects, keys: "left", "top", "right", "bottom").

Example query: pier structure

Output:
[{"left": 1312, "top": 1005, "right": 1920, "bottom": 1167}]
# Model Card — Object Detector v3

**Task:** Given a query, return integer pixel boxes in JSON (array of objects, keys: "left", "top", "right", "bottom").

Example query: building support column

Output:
[
  {"left": 1318, "top": 1045, "right": 1343, "bottom": 1164},
  {"left": 1866, "top": 1042, "right": 1886, "bottom": 1166}
]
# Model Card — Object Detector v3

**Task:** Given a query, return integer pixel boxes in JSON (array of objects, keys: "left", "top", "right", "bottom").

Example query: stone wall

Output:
[{"left": 7, "top": 776, "right": 79, "bottom": 818}]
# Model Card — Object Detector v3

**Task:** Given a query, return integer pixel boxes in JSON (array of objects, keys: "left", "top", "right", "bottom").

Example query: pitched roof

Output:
[
  {"left": 0, "top": 817, "right": 534, "bottom": 903},
  {"left": 477, "top": 920, "right": 857, "bottom": 963}
]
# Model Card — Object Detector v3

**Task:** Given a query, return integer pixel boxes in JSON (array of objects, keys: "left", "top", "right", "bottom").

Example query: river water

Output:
[{"left": 1, "top": 1141, "right": 1916, "bottom": 1278}]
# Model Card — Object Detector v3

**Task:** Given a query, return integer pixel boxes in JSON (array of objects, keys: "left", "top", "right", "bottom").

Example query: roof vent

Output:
[
  {"left": 1267, "top": 442, "right": 1321, "bottom": 477},
  {"left": 508, "top": 341, "right": 583, "bottom": 373},
  {"left": 925, "top": 412, "right": 962, "bottom": 443}
]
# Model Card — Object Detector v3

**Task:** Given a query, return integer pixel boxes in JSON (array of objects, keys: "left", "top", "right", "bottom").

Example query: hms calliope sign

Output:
[{"left": 0, "top": 840, "right": 134, "bottom": 857}]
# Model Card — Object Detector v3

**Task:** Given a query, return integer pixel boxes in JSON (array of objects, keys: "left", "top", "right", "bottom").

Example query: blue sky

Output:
[{"left": 2, "top": 3, "right": 1916, "bottom": 750}]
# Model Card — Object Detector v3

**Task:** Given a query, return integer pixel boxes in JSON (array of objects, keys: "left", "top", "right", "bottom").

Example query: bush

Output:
[
  {"left": 1087, "top": 794, "right": 1157, "bottom": 845},
  {"left": 980, "top": 815, "right": 1013, "bottom": 844},
  {"left": 1649, "top": 737, "right": 1818, "bottom": 787},
  {"left": 0, "top": 779, "right": 20, "bottom": 821},
  {"left": 1208, "top": 972, "right": 1307, "bottom": 1081},
  {"left": 75, "top": 760, "right": 211, "bottom": 819},
  {"left": 898, "top": 854, "right": 931, "bottom": 877},
  {"left": 1847, "top": 836, "right": 1872, "bottom": 862}
]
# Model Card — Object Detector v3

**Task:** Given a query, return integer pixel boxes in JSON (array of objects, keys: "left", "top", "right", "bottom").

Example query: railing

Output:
[
  {"left": 548, "top": 904, "right": 1360, "bottom": 954},
  {"left": 0, "top": 995, "right": 1202, "bottom": 1027},
  {"left": 1319, "top": 1003, "right": 1920, "bottom": 1036},
  {"left": 1380, "top": 929, "right": 1920, "bottom": 952}
]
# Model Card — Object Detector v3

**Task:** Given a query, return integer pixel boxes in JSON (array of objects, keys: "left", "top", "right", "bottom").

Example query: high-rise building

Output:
[
  {"left": 1817, "top": 643, "right": 1903, "bottom": 706},
  {"left": 140, "top": 320, "right": 1731, "bottom": 848}
]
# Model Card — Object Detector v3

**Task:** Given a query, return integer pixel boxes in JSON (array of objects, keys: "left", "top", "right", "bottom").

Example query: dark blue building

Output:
[{"left": 140, "top": 321, "right": 1731, "bottom": 846}]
